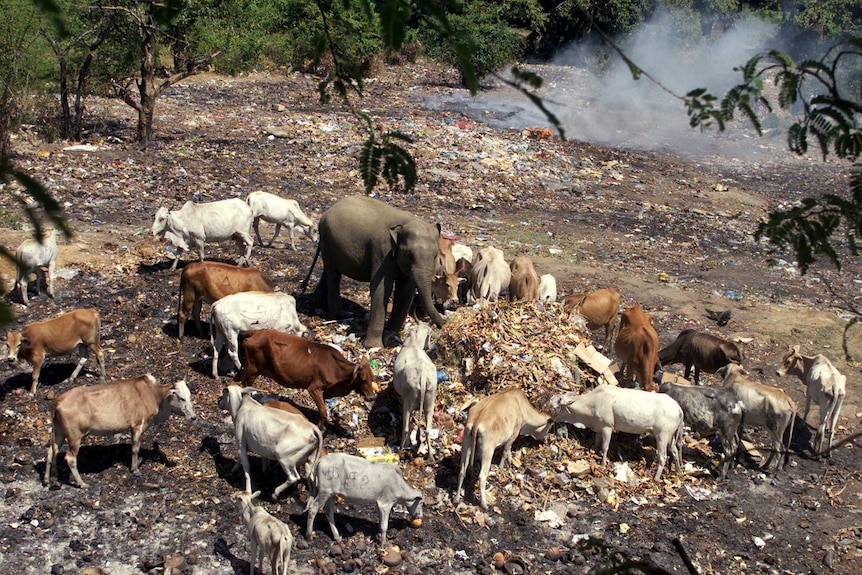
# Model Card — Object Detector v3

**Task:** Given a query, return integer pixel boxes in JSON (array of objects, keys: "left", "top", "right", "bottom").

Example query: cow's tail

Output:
[{"left": 299, "top": 242, "right": 321, "bottom": 294}]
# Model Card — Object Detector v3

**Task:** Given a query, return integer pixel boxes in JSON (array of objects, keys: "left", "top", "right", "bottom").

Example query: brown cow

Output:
[
  {"left": 658, "top": 329, "right": 744, "bottom": 385},
  {"left": 562, "top": 288, "right": 621, "bottom": 348},
  {"left": 614, "top": 305, "right": 659, "bottom": 392},
  {"left": 455, "top": 257, "right": 473, "bottom": 304},
  {"left": 508, "top": 256, "right": 539, "bottom": 301},
  {"left": 177, "top": 261, "right": 272, "bottom": 338},
  {"left": 237, "top": 329, "right": 378, "bottom": 428},
  {"left": 431, "top": 273, "right": 463, "bottom": 310},
  {"left": 5, "top": 308, "right": 106, "bottom": 394}
]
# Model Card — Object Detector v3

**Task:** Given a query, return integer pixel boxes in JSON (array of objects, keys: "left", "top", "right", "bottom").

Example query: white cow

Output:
[
  {"left": 219, "top": 385, "right": 323, "bottom": 498},
  {"left": 392, "top": 323, "right": 438, "bottom": 459},
  {"left": 246, "top": 191, "right": 317, "bottom": 249},
  {"left": 470, "top": 246, "right": 510, "bottom": 302},
  {"left": 235, "top": 490, "right": 293, "bottom": 575},
  {"left": 14, "top": 230, "right": 58, "bottom": 305},
  {"left": 451, "top": 243, "right": 473, "bottom": 263},
  {"left": 550, "top": 386, "right": 684, "bottom": 481},
  {"left": 305, "top": 453, "right": 424, "bottom": 545},
  {"left": 209, "top": 291, "right": 307, "bottom": 378},
  {"left": 777, "top": 345, "right": 846, "bottom": 457},
  {"left": 537, "top": 274, "right": 557, "bottom": 304},
  {"left": 151, "top": 198, "right": 254, "bottom": 270}
]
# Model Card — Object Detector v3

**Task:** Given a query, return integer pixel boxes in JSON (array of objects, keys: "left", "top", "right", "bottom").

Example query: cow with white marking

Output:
[
  {"left": 235, "top": 490, "right": 293, "bottom": 575},
  {"left": 305, "top": 453, "right": 423, "bottom": 545},
  {"left": 776, "top": 345, "right": 845, "bottom": 457},
  {"left": 209, "top": 291, "right": 307, "bottom": 378},
  {"left": 44, "top": 375, "right": 196, "bottom": 488},
  {"left": 151, "top": 198, "right": 254, "bottom": 270}
]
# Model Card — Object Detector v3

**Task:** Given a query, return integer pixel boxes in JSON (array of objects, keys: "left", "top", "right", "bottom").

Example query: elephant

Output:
[{"left": 308, "top": 196, "right": 446, "bottom": 348}]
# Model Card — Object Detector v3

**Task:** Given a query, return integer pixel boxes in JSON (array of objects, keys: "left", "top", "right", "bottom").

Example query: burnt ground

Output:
[{"left": 0, "top": 62, "right": 860, "bottom": 575}]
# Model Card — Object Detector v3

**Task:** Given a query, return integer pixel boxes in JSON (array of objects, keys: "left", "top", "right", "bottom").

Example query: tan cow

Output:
[
  {"left": 235, "top": 490, "right": 293, "bottom": 575},
  {"left": 5, "top": 308, "right": 106, "bottom": 394},
  {"left": 177, "top": 261, "right": 273, "bottom": 338},
  {"left": 454, "top": 388, "right": 552, "bottom": 509},
  {"left": 614, "top": 305, "right": 659, "bottom": 392},
  {"left": 508, "top": 256, "right": 539, "bottom": 301},
  {"left": 434, "top": 234, "right": 457, "bottom": 277},
  {"left": 44, "top": 375, "right": 197, "bottom": 487},
  {"left": 562, "top": 288, "right": 621, "bottom": 348}
]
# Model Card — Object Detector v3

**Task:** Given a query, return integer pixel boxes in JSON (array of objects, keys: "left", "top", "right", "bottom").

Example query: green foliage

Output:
[
  {"left": 358, "top": 125, "right": 416, "bottom": 193},
  {"left": 420, "top": 1, "right": 527, "bottom": 82}
]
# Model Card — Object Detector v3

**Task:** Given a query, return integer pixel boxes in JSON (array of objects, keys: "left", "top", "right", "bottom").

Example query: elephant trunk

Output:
[{"left": 414, "top": 266, "right": 446, "bottom": 328}]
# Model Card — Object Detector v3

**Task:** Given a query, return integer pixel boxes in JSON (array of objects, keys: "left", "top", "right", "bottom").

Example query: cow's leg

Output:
[
  {"left": 309, "top": 389, "right": 329, "bottom": 428},
  {"left": 29, "top": 352, "right": 45, "bottom": 394},
  {"left": 424, "top": 401, "right": 435, "bottom": 460},
  {"left": 253, "top": 217, "right": 265, "bottom": 246},
  {"left": 64, "top": 433, "right": 87, "bottom": 488},
  {"left": 477, "top": 446, "right": 494, "bottom": 509},
  {"left": 683, "top": 362, "right": 693, "bottom": 381},
  {"left": 287, "top": 224, "right": 298, "bottom": 250},
  {"left": 212, "top": 330, "right": 224, "bottom": 379},
  {"left": 130, "top": 422, "right": 145, "bottom": 474},
  {"left": 225, "top": 335, "right": 243, "bottom": 373},
  {"left": 400, "top": 400, "right": 413, "bottom": 451},
  {"left": 44, "top": 425, "right": 64, "bottom": 485},
  {"left": 803, "top": 392, "right": 813, "bottom": 423},
  {"left": 273, "top": 223, "right": 283, "bottom": 248},
  {"left": 304, "top": 494, "right": 321, "bottom": 539},
  {"left": 498, "top": 434, "right": 517, "bottom": 471},
  {"left": 453, "top": 429, "right": 472, "bottom": 504},
  {"left": 826, "top": 394, "right": 845, "bottom": 457},
  {"left": 598, "top": 427, "right": 613, "bottom": 466},
  {"left": 654, "top": 435, "right": 668, "bottom": 481},
  {"left": 377, "top": 502, "right": 394, "bottom": 546},
  {"left": 324, "top": 497, "right": 342, "bottom": 542},
  {"left": 91, "top": 343, "right": 106, "bottom": 383},
  {"left": 46, "top": 259, "right": 56, "bottom": 298},
  {"left": 237, "top": 436, "right": 254, "bottom": 491},
  {"left": 66, "top": 343, "right": 90, "bottom": 383},
  {"left": 248, "top": 537, "right": 258, "bottom": 575},
  {"left": 272, "top": 464, "right": 300, "bottom": 499}
]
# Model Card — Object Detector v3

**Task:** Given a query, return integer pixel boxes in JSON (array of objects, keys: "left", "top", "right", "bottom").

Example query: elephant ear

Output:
[{"left": 389, "top": 224, "right": 402, "bottom": 253}]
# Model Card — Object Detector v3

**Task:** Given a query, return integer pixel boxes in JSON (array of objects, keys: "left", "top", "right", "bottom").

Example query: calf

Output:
[
  {"left": 659, "top": 382, "right": 744, "bottom": 479},
  {"left": 219, "top": 385, "right": 324, "bottom": 498},
  {"left": 454, "top": 388, "right": 552, "bottom": 509},
  {"left": 235, "top": 490, "right": 293, "bottom": 575},
  {"left": 5, "top": 308, "right": 106, "bottom": 394},
  {"left": 776, "top": 345, "right": 846, "bottom": 456},
  {"left": 508, "top": 255, "right": 539, "bottom": 301},
  {"left": 614, "top": 305, "right": 659, "bottom": 392},
  {"left": 659, "top": 329, "right": 745, "bottom": 384},
  {"left": 470, "top": 247, "right": 510, "bottom": 302},
  {"left": 550, "top": 385, "right": 683, "bottom": 481},
  {"left": 562, "top": 288, "right": 621, "bottom": 348},
  {"left": 44, "top": 375, "right": 196, "bottom": 488},
  {"left": 719, "top": 364, "right": 796, "bottom": 473},
  {"left": 305, "top": 453, "right": 423, "bottom": 545},
  {"left": 210, "top": 291, "right": 307, "bottom": 378},
  {"left": 177, "top": 261, "right": 273, "bottom": 338},
  {"left": 14, "top": 230, "right": 58, "bottom": 305},
  {"left": 431, "top": 272, "right": 463, "bottom": 310},
  {"left": 236, "top": 329, "right": 377, "bottom": 428},
  {"left": 151, "top": 198, "right": 254, "bottom": 270},
  {"left": 246, "top": 191, "right": 317, "bottom": 250},
  {"left": 537, "top": 274, "right": 557, "bottom": 304},
  {"left": 393, "top": 323, "right": 438, "bottom": 459}
]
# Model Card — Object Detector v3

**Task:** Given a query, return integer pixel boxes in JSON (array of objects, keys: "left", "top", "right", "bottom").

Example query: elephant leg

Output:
[
  {"left": 365, "top": 267, "right": 393, "bottom": 349},
  {"left": 386, "top": 275, "right": 415, "bottom": 339},
  {"left": 323, "top": 266, "right": 344, "bottom": 319}
]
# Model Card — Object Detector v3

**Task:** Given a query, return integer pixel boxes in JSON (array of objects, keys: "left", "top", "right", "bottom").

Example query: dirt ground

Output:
[{"left": 0, "top": 63, "right": 860, "bottom": 575}]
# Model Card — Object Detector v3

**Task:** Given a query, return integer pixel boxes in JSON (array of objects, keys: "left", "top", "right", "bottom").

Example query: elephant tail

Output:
[{"left": 299, "top": 241, "right": 322, "bottom": 294}]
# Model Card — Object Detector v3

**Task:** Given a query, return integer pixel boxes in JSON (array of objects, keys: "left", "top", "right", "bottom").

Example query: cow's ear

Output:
[
  {"left": 792, "top": 344, "right": 800, "bottom": 354},
  {"left": 436, "top": 223, "right": 442, "bottom": 236}
]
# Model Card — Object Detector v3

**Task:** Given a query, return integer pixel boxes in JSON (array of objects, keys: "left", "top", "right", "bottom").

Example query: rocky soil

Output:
[{"left": 0, "top": 62, "right": 860, "bottom": 575}]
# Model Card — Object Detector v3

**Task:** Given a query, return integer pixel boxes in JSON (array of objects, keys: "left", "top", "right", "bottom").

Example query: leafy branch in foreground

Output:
[{"left": 683, "top": 36, "right": 862, "bottom": 274}]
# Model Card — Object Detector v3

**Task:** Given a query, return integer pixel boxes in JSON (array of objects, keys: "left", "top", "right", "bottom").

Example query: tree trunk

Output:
[{"left": 136, "top": 9, "right": 158, "bottom": 145}]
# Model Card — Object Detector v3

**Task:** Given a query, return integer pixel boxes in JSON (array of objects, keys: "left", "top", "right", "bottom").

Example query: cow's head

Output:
[
  {"left": 5, "top": 331, "right": 23, "bottom": 364},
  {"left": 776, "top": 345, "right": 803, "bottom": 378},
  {"left": 151, "top": 206, "right": 170, "bottom": 236},
  {"left": 169, "top": 379, "right": 197, "bottom": 421},
  {"left": 352, "top": 360, "right": 378, "bottom": 398}
]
